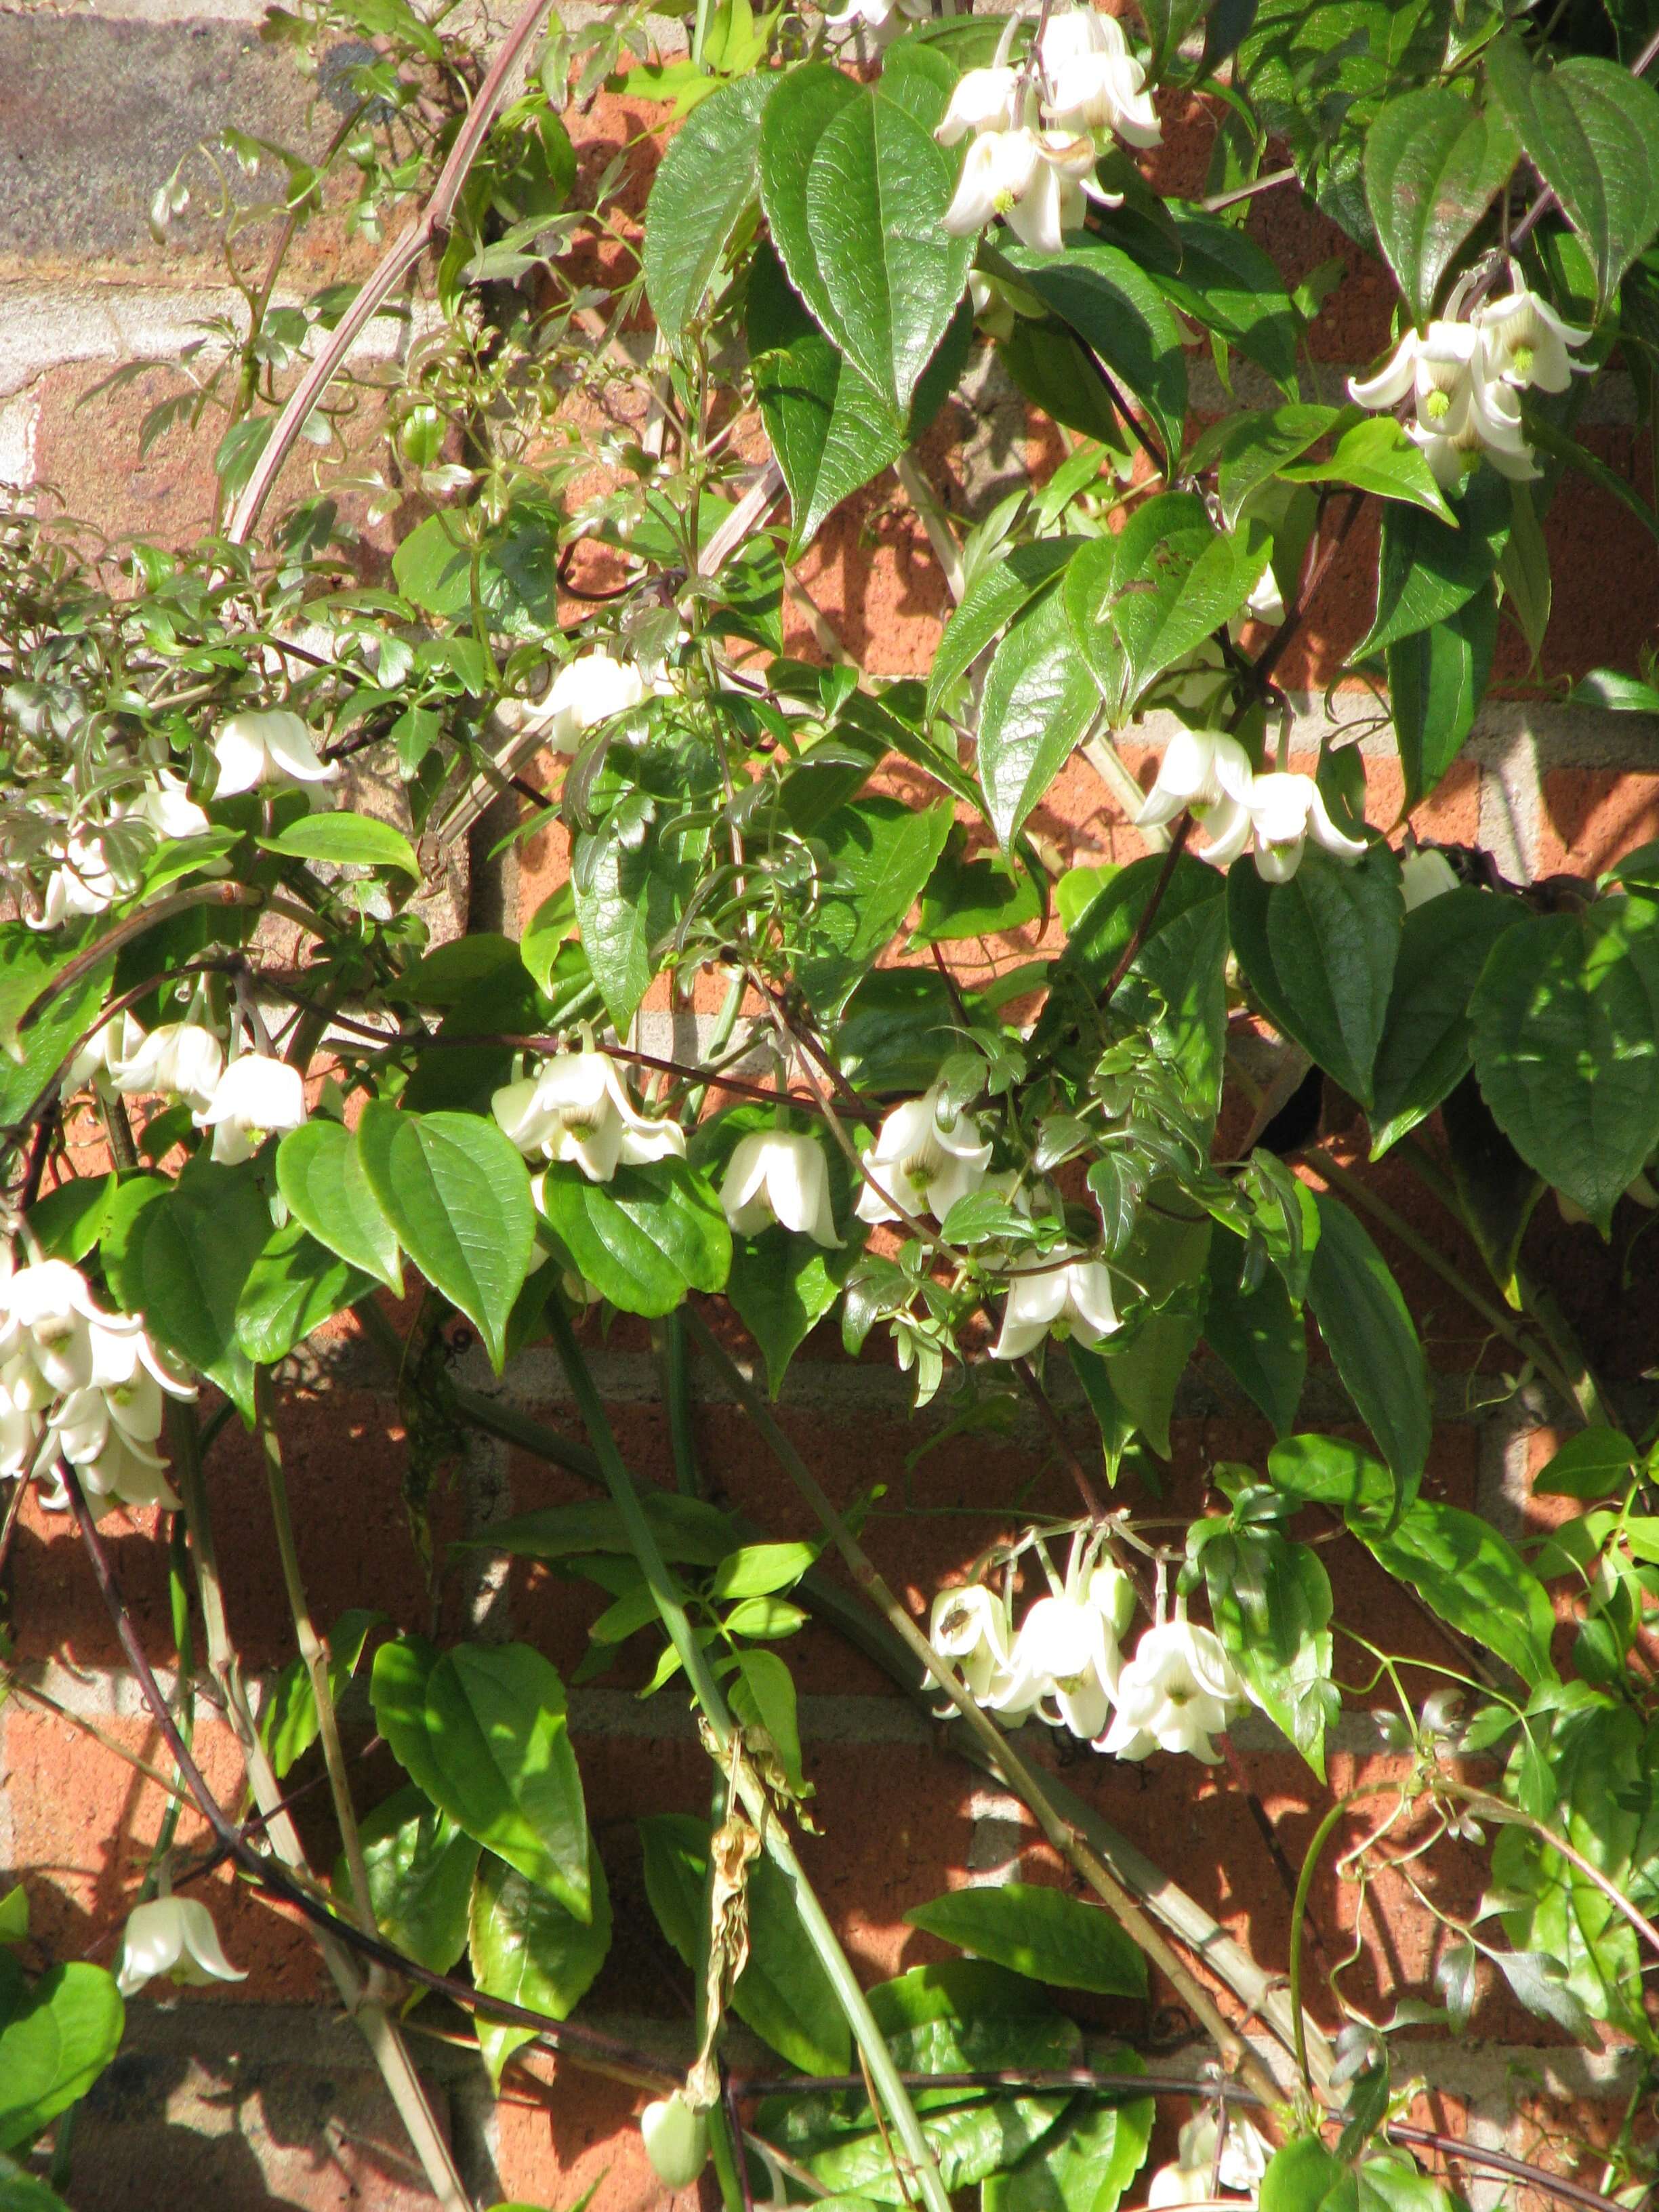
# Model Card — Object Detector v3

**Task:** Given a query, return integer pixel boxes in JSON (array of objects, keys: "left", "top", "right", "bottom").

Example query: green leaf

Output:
[
  {"left": 904, "top": 1883, "right": 1145, "bottom": 1999},
  {"left": 643, "top": 74, "right": 776, "bottom": 342},
  {"left": 469, "top": 1847, "right": 612, "bottom": 2085},
  {"left": 813, "top": 2093, "right": 1071, "bottom": 2200},
  {"left": 350, "top": 1785, "right": 480, "bottom": 1974},
  {"left": 0, "top": 2151, "right": 72, "bottom": 2211},
  {"left": 1369, "top": 887, "right": 1525, "bottom": 1155},
  {"left": 1469, "top": 897, "right": 1659, "bottom": 1231},
  {"left": 1261, "top": 2135, "right": 1353, "bottom": 2212},
  {"left": 1000, "top": 241, "right": 1188, "bottom": 470},
  {"left": 796, "top": 797, "right": 955, "bottom": 1016},
  {"left": 1356, "top": 470, "right": 1512, "bottom": 660},
  {"left": 1201, "top": 403, "right": 1344, "bottom": 529},
  {"left": 355, "top": 1102, "right": 535, "bottom": 1368},
  {"left": 760, "top": 63, "right": 865, "bottom": 343},
  {"left": 1387, "top": 588, "right": 1497, "bottom": 811},
  {"left": 1500, "top": 480, "right": 1551, "bottom": 663},
  {"left": 1366, "top": 1497, "right": 1558, "bottom": 1686},
  {"left": 1534, "top": 1428, "right": 1638, "bottom": 1498},
  {"left": 1063, "top": 492, "right": 1266, "bottom": 722},
  {"left": 638, "top": 1813, "right": 852, "bottom": 2075},
  {"left": 1486, "top": 36, "right": 1659, "bottom": 306},
  {"left": 729, "top": 1646, "right": 806, "bottom": 1795},
  {"left": 0, "top": 1963, "right": 123, "bottom": 2152},
  {"left": 926, "top": 543, "right": 1082, "bottom": 722},
  {"left": 1305, "top": 1193, "right": 1431, "bottom": 1507},
  {"left": 0, "top": 925, "right": 115, "bottom": 1130},
  {"left": 917, "top": 851, "right": 1042, "bottom": 944},
  {"left": 234, "top": 1219, "right": 374, "bottom": 1364},
  {"left": 384, "top": 1641, "right": 591, "bottom": 1919},
  {"left": 1203, "top": 1231, "right": 1306, "bottom": 1436},
  {"left": 572, "top": 821, "right": 702, "bottom": 1032},
  {"left": 264, "top": 1606, "right": 384, "bottom": 1778},
  {"left": 750, "top": 245, "right": 969, "bottom": 556},
  {"left": 1227, "top": 846, "right": 1403, "bottom": 1106},
  {"left": 977, "top": 587, "right": 1100, "bottom": 851},
  {"left": 1364, "top": 87, "right": 1519, "bottom": 322},
  {"left": 276, "top": 1118, "right": 403, "bottom": 1294},
  {"left": 982, "top": 2085, "right": 1153, "bottom": 2212},
  {"left": 1201, "top": 1527, "right": 1338, "bottom": 1776},
  {"left": 25, "top": 1172, "right": 115, "bottom": 1263},
  {"left": 535, "top": 1158, "right": 731, "bottom": 1317},
  {"left": 802, "top": 79, "right": 974, "bottom": 415},
  {"left": 1160, "top": 208, "right": 1298, "bottom": 388},
  {"left": 262, "top": 810, "right": 419, "bottom": 879},
  {"left": 102, "top": 1158, "right": 268, "bottom": 1416},
  {"left": 1282, "top": 412, "right": 1454, "bottom": 522}
]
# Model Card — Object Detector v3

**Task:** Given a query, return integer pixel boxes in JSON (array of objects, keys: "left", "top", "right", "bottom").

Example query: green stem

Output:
[
  {"left": 1287, "top": 1784, "right": 1394, "bottom": 2092},
  {"left": 544, "top": 1296, "right": 956, "bottom": 2212},
  {"left": 661, "top": 1310, "right": 701, "bottom": 1497}
]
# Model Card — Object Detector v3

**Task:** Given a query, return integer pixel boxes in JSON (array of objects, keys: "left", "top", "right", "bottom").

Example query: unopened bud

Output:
[{"left": 640, "top": 2093, "right": 708, "bottom": 2188}]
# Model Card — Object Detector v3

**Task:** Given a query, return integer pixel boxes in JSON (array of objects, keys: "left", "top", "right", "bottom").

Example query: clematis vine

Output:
[
  {"left": 991, "top": 1243, "right": 1118, "bottom": 1359},
  {"left": 855, "top": 1084, "right": 993, "bottom": 1227}
]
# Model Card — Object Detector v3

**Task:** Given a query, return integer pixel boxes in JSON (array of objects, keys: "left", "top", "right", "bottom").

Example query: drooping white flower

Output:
[
  {"left": 54, "top": 1391, "right": 182, "bottom": 1513},
  {"left": 134, "top": 771, "right": 211, "bottom": 842},
  {"left": 532, "top": 651, "right": 648, "bottom": 756},
  {"left": 1098, "top": 1614, "right": 1244, "bottom": 1763},
  {"left": 1147, "top": 2114, "right": 1271, "bottom": 2206},
  {"left": 26, "top": 830, "right": 121, "bottom": 931},
  {"left": 1242, "top": 563, "right": 1284, "bottom": 626},
  {"left": 928, "top": 1582, "right": 1021, "bottom": 1706},
  {"left": 211, "top": 708, "right": 339, "bottom": 797},
  {"left": 1038, "top": 7, "right": 1161, "bottom": 145},
  {"left": 935, "top": 66, "right": 1025, "bottom": 144},
  {"left": 493, "top": 1046, "right": 684, "bottom": 1183},
  {"left": 1349, "top": 319, "right": 1537, "bottom": 489},
  {"left": 990, "top": 1243, "right": 1118, "bottom": 1360},
  {"left": 193, "top": 1052, "right": 308, "bottom": 1164},
  {"left": 1237, "top": 771, "right": 1368, "bottom": 884},
  {"left": 1476, "top": 283, "right": 1590, "bottom": 395},
  {"left": 719, "top": 1131, "right": 840, "bottom": 1248},
  {"left": 117, "top": 1021, "right": 226, "bottom": 1115},
  {"left": 855, "top": 1087, "right": 993, "bottom": 1227},
  {"left": 1136, "top": 730, "right": 1256, "bottom": 863},
  {"left": 0, "top": 1356, "right": 45, "bottom": 1479},
  {"left": 1003, "top": 1558, "right": 1134, "bottom": 1739},
  {"left": 1399, "top": 846, "right": 1458, "bottom": 910},
  {"left": 115, "top": 1893, "right": 247, "bottom": 1998},
  {"left": 64, "top": 1011, "right": 148, "bottom": 1098},
  {"left": 942, "top": 123, "right": 1117, "bottom": 253},
  {"left": 825, "top": 0, "right": 928, "bottom": 37},
  {"left": 0, "top": 1260, "right": 113, "bottom": 1395},
  {"left": 640, "top": 2093, "right": 710, "bottom": 2188}
]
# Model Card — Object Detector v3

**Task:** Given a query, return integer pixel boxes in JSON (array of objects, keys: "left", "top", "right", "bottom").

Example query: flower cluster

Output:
[
  {"left": 0, "top": 1252, "right": 195, "bottom": 1511},
  {"left": 64, "top": 1013, "right": 310, "bottom": 1167},
  {"left": 22, "top": 772, "right": 209, "bottom": 932},
  {"left": 1348, "top": 276, "right": 1588, "bottom": 490},
  {"left": 931, "top": 1544, "right": 1245, "bottom": 1765},
  {"left": 1138, "top": 731, "right": 1368, "bottom": 884},
  {"left": 938, "top": 7, "right": 1159, "bottom": 254}
]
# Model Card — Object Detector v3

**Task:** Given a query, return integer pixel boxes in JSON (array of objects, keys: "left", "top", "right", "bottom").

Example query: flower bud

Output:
[{"left": 640, "top": 2093, "right": 709, "bottom": 2188}]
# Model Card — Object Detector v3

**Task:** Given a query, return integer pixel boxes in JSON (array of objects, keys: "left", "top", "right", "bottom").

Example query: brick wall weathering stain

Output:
[{"left": 3, "top": 4, "right": 1658, "bottom": 2207}]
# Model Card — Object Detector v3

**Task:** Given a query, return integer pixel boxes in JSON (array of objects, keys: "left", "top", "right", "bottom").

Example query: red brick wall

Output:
[{"left": 4, "top": 7, "right": 1656, "bottom": 2207}]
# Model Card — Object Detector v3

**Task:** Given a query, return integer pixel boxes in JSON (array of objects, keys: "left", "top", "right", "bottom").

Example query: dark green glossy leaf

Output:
[
  {"left": 470, "top": 1846, "right": 611, "bottom": 2085},
  {"left": 276, "top": 1118, "right": 403, "bottom": 1294},
  {"left": 1356, "top": 470, "right": 1512, "bottom": 660},
  {"left": 643, "top": 74, "right": 776, "bottom": 341},
  {"left": 1305, "top": 1193, "right": 1431, "bottom": 1506},
  {"left": 796, "top": 797, "right": 956, "bottom": 1015},
  {"left": 904, "top": 1883, "right": 1145, "bottom": 1998},
  {"left": 536, "top": 1158, "right": 731, "bottom": 1318},
  {"left": 977, "top": 588, "right": 1100, "bottom": 851},
  {"left": 1364, "top": 86, "right": 1519, "bottom": 322},
  {"left": 1369, "top": 886, "right": 1525, "bottom": 1155},
  {"left": 1203, "top": 1231, "right": 1306, "bottom": 1436},
  {"left": 1387, "top": 588, "right": 1497, "bottom": 811}
]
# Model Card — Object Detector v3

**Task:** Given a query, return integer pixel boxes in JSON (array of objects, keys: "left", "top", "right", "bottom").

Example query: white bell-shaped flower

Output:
[
  {"left": 193, "top": 1052, "right": 308, "bottom": 1164},
  {"left": 1136, "top": 729, "right": 1256, "bottom": 863},
  {"left": 64, "top": 1011, "right": 147, "bottom": 1098},
  {"left": 1399, "top": 847, "right": 1458, "bottom": 910},
  {"left": 54, "top": 1390, "right": 182, "bottom": 1512},
  {"left": 942, "top": 123, "right": 1117, "bottom": 253},
  {"left": 935, "top": 65, "right": 1024, "bottom": 144},
  {"left": 117, "top": 1021, "right": 226, "bottom": 1115},
  {"left": 719, "top": 1131, "right": 840, "bottom": 1248},
  {"left": 991, "top": 1244, "right": 1118, "bottom": 1360},
  {"left": 855, "top": 1086, "right": 993, "bottom": 1227},
  {"left": 640, "top": 2093, "right": 710, "bottom": 2188},
  {"left": 493, "top": 1046, "right": 684, "bottom": 1183},
  {"left": 115, "top": 1893, "right": 247, "bottom": 1997},
  {"left": 1147, "top": 2114, "right": 1271, "bottom": 2205},
  {"left": 825, "top": 0, "right": 928, "bottom": 37},
  {"left": 1476, "top": 283, "right": 1589, "bottom": 394},
  {"left": 534, "top": 651, "right": 648, "bottom": 756},
  {"left": 1349, "top": 318, "right": 1538, "bottom": 489},
  {"left": 211, "top": 708, "right": 339, "bottom": 797},
  {"left": 1098, "top": 1614, "right": 1244, "bottom": 1763},
  {"left": 134, "top": 771, "right": 211, "bottom": 842},
  {"left": 1004, "top": 1559, "right": 1134, "bottom": 1740},
  {"left": 27, "top": 830, "right": 121, "bottom": 931},
  {"left": 1240, "top": 771, "right": 1367, "bottom": 883},
  {"left": 0, "top": 1259, "right": 110, "bottom": 1394},
  {"left": 0, "top": 1356, "right": 44, "bottom": 1479},
  {"left": 1038, "top": 7, "right": 1161, "bottom": 145},
  {"left": 928, "top": 1582, "right": 1021, "bottom": 1706}
]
